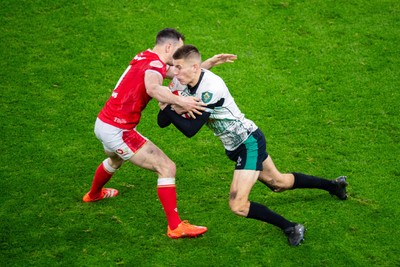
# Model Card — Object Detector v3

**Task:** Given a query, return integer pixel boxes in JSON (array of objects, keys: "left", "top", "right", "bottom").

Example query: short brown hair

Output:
[{"left": 173, "top": 44, "right": 201, "bottom": 61}]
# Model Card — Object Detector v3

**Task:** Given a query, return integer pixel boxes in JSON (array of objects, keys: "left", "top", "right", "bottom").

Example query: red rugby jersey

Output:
[{"left": 98, "top": 49, "right": 167, "bottom": 129}]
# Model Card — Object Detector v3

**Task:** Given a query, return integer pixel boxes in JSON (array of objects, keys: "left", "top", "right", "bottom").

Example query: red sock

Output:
[
  {"left": 88, "top": 159, "right": 115, "bottom": 199},
  {"left": 157, "top": 178, "right": 181, "bottom": 230}
]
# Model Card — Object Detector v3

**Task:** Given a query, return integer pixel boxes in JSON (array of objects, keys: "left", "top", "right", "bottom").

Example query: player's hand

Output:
[
  {"left": 176, "top": 96, "right": 206, "bottom": 119},
  {"left": 207, "top": 54, "right": 237, "bottom": 67}
]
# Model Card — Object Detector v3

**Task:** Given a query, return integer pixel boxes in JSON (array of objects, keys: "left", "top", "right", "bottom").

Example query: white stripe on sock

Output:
[
  {"left": 103, "top": 159, "right": 117, "bottom": 173},
  {"left": 157, "top": 178, "right": 175, "bottom": 186}
]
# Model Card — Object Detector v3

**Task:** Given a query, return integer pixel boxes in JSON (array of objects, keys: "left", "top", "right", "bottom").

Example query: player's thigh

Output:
[
  {"left": 259, "top": 156, "right": 281, "bottom": 181},
  {"left": 94, "top": 119, "right": 143, "bottom": 160},
  {"left": 230, "top": 169, "right": 260, "bottom": 203},
  {"left": 128, "top": 140, "right": 175, "bottom": 177}
]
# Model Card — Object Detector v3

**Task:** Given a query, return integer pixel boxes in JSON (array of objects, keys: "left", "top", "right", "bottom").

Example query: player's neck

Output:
[{"left": 151, "top": 46, "right": 168, "bottom": 64}]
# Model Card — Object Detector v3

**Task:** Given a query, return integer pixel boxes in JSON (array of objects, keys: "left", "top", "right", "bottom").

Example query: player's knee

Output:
[
  {"left": 105, "top": 151, "right": 124, "bottom": 169},
  {"left": 275, "top": 179, "right": 293, "bottom": 190},
  {"left": 259, "top": 178, "right": 277, "bottom": 191},
  {"left": 157, "top": 158, "right": 176, "bottom": 177},
  {"left": 109, "top": 158, "right": 124, "bottom": 170},
  {"left": 262, "top": 175, "right": 292, "bottom": 192},
  {"left": 229, "top": 203, "right": 248, "bottom": 217}
]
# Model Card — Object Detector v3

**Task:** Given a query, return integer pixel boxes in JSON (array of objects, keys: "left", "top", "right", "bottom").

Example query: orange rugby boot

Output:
[
  {"left": 83, "top": 188, "right": 119, "bottom": 202},
  {"left": 167, "top": 220, "right": 208, "bottom": 239}
]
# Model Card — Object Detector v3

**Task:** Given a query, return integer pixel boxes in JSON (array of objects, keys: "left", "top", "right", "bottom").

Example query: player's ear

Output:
[
  {"left": 165, "top": 42, "right": 172, "bottom": 53},
  {"left": 193, "top": 62, "right": 200, "bottom": 72}
]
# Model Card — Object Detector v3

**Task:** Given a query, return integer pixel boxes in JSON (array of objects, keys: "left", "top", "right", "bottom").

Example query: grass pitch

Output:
[{"left": 1, "top": 0, "right": 399, "bottom": 266}]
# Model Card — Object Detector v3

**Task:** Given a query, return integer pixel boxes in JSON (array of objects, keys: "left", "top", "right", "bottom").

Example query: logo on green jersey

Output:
[{"left": 201, "top": 91, "right": 213, "bottom": 103}]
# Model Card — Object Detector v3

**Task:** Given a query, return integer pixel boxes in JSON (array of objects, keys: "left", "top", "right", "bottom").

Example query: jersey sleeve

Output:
[
  {"left": 197, "top": 76, "right": 226, "bottom": 106},
  {"left": 158, "top": 105, "right": 210, "bottom": 137},
  {"left": 157, "top": 98, "right": 224, "bottom": 137}
]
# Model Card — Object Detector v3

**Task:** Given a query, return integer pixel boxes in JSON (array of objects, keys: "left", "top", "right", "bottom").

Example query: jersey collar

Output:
[{"left": 188, "top": 70, "right": 205, "bottom": 95}]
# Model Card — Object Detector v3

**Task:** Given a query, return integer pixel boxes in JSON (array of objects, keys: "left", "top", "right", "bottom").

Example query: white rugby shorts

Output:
[{"left": 94, "top": 118, "right": 148, "bottom": 160}]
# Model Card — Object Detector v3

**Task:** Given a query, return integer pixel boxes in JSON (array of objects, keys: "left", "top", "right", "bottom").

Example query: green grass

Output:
[{"left": 1, "top": 0, "right": 399, "bottom": 266}]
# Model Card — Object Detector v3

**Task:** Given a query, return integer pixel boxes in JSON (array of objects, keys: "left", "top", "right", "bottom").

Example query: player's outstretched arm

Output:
[
  {"left": 167, "top": 54, "right": 237, "bottom": 78},
  {"left": 201, "top": 54, "right": 237, "bottom": 70}
]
